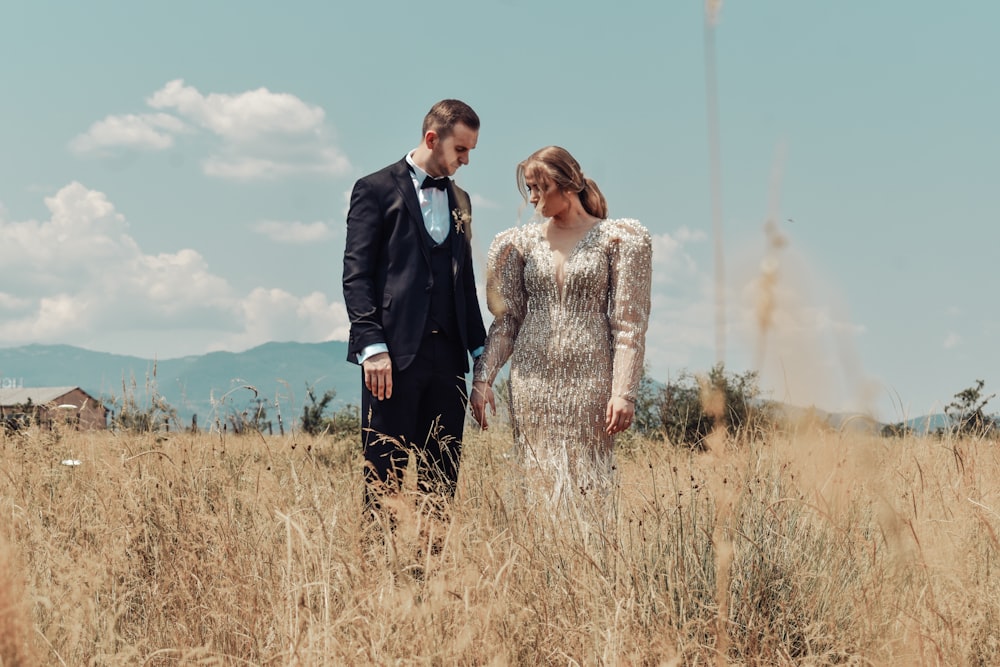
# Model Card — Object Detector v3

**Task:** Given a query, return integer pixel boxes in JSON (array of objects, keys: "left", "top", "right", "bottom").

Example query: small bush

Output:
[
  {"left": 944, "top": 379, "right": 999, "bottom": 438},
  {"left": 301, "top": 384, "right": 359, "bottom": 439},
  {"left": 657, "top": 363, "right": 775, "bottom": 449}
]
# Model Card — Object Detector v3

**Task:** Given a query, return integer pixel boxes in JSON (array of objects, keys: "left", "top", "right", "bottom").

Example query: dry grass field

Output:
[{"left": 2, "top": 417, "right": 999, "bottom": 665}]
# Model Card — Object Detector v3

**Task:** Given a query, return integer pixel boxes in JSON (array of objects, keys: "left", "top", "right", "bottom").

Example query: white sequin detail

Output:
[{"left": 475, "top": 218, "right": 653, "bottom": 501}]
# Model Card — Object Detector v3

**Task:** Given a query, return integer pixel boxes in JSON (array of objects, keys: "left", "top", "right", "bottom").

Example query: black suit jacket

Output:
[{"left": 343, "top": 157, "right": 487, "bottom": 372}]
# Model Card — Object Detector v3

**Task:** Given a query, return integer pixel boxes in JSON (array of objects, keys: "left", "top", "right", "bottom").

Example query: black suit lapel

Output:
[
  {"left": 392, "top": 159, "right": 431, "bottom": 265},
  {"left": 446, "top": 184, "right": 466, "bottom": 282}
]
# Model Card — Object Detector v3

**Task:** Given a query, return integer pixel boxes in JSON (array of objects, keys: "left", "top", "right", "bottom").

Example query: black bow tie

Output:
[{"left": 421, "top": 175, "right": 450, "bottom": 191}]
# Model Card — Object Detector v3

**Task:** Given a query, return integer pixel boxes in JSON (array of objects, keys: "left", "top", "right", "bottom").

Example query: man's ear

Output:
[{"left": 423, "top": 130, "right": 438, "bottom": 149}]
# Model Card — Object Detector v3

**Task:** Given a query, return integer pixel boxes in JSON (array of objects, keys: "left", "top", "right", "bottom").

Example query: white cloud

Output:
[
  {"left": 252, "top": 220, "right": 333, "bottom": 244},
  {"left": 340, "top": 188, "right": 352, "bottom": 219},
  {"left": 943, "top": 332, "right": 962, "bottom": 349},
  {"left": 69, "top": 113, "right": 187, "bottom": 154},
  {"left": 126, "top": 248, "right": 232, "bottom": 312},
  {"left": 470, "top": 193, "right": 497, "bottom": 209},
  {"left": 34, "top": 294, "right": 93, "bottom": 338},
  {"left": 202, "top": 147, "right": 349, "bottom": 181},
  {"left": 676, "top": 226, "right": 708, "bottom": 243},
  {"left": 636, "top": 224, "right": 879, "bottom": 414},
  {"left": 0, "top": 182, "right": 135, "bottom": 274},
  {"left": 69, "top": 79, "right": 351, "bottom": 181},
  {"left": 147, "top": 79, "right": 325, "bottom": 141},
  {"left": 0, "top": 292, "right": 31, "bottom": 311},
  {"left": 650, "top": 228, "right": 703, "bottom": 285},
  {"left": 0, "top": 183, "right": 350, "bottom": 356},
  {"left": 644, "top": 289, "right": 716, "bottom": 376},
  {"left": 214, "top": 288, "right": 349, "bottom": 353}
]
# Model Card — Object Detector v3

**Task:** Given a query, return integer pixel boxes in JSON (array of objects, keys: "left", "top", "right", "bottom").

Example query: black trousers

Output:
[{"left": 361, "top": 332, "right": 468, "bottom": 510}]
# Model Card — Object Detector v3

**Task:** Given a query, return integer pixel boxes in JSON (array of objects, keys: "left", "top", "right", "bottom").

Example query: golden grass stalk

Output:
[{"left": 2, "top": 420, "right": 1000, "bottom": 664}]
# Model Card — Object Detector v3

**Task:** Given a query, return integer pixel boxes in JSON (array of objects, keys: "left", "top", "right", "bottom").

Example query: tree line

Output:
[
  {"left": 38, "top": 369, "right": 994, "bottom": 444},
  {"left": 627, "top": 365, "right": 998, "bottom": 446}
]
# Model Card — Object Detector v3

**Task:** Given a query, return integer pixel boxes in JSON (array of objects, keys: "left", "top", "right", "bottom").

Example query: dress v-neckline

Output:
[{"left": 539, "top": 220, "right": 602, "bottom": 300}]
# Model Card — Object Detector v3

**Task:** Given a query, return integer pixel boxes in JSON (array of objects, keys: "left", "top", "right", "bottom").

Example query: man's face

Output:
[{"left": 426, "top": 123, "right": 478, "bottom": 177}]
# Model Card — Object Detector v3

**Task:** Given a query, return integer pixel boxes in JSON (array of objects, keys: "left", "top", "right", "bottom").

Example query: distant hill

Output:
[
  {"left": 748, "top": 399, "right": 960, "bottom": 437},
  {"left": 0, "top": 342, "right": 359, "bottom": 427},
  {"left": 0, "top": 343, "right": 967, "bottom": 437},
  {"left": 764, "top": 401, "right": 884, "bottom": 434},
  {"left": 903, "top": 413, "right": 951, "bottom": 435},
  {"left": 772, "top": 403, "right": 958, "bottom": 436}
]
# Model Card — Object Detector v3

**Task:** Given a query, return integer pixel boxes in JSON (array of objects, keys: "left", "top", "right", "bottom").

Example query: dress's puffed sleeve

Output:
[
  {"left": 608, "top": 219, "right": 653, "bottom": 402},
  {"left": 473, "top": 227, "right": 526, "bottom": 386}
]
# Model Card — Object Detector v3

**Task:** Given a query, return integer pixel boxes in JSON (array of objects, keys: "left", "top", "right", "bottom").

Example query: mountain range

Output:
[
  {"left": 770, "top": 401, "right": 951, "bottom": 436},
  {"left": 0, "top": 342, "right": 957, "bottom": 435},
  {"left": 0, "top": 341, "right": 358, "bottom": 428}
]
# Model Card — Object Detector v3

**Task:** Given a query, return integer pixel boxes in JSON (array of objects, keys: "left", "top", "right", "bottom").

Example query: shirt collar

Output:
[{"left": 406, "top": 152, "right": 448, "bottom": 186}]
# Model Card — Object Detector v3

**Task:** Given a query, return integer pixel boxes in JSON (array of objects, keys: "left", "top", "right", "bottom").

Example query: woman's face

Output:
[{"left": 525, "top": 168, "right": 568, "bottom": 219}]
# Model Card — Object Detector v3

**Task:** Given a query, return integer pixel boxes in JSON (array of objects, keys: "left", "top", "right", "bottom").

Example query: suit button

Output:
[{"left": 426, "top": 281, "right": 433, "bottom": 292}]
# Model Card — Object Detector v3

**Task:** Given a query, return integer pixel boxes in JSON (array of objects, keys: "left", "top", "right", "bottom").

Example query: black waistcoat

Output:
[{"left": 422, "top": 226, "right": 458, "bottom": 341}]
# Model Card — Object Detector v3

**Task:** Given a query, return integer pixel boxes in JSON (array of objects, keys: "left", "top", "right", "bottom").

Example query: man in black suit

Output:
[{"left": 343, "top": 99, "right": 487, "bottom": 515}]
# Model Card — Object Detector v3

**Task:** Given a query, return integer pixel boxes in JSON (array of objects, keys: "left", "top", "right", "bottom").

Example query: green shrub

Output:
[{"left": 656, "top": 364, "right": 774, "bottom": 449}]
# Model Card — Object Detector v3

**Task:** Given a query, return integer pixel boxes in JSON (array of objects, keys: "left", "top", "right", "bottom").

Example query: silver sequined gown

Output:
[{"left": 474, "top": 218, "right": 653, "bottom": 497}]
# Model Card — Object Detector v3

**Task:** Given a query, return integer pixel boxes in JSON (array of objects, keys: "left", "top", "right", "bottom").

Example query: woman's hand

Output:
[
  {"left": 605, "top": 396, "right": 635, "bottom": 435},
  {"left": 470, "top": 380, "right": 496, "bottom": 429}
]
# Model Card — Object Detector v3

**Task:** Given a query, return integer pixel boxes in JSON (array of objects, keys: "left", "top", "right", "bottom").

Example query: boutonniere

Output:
[{"left": 452, "top": 208, "right": 472, "bottom": 235}]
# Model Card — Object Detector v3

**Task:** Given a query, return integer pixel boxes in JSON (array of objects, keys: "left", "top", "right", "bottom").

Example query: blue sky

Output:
[{"left": 1, "top": 1, "right": 997, "bottom": 422}]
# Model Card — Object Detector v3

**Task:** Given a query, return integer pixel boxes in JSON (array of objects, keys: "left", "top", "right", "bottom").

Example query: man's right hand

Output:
[{"left": 363, "top": 352, "right": 393, "bottom": 400}]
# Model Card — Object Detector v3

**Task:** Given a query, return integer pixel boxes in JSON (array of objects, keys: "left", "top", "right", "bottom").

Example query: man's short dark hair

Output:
[{"left": 422, "top": 99, "right": 480, "bottom": 139}]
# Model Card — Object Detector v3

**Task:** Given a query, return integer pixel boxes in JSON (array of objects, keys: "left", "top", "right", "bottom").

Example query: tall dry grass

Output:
[{"left": 2, "top": 418, "right": 999, "bottom": 665}]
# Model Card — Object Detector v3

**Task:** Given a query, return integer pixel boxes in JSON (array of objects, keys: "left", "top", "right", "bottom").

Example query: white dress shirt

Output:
[{"left": 405, "top": 152, "right": 451, "bottom": 244}]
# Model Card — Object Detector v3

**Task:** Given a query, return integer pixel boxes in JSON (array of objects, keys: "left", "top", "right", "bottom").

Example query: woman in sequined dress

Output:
[{"left": 470, "top": 146, "right": 652, "bottom": 500}]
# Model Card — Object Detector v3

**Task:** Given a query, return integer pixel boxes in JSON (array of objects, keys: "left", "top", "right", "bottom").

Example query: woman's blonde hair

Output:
[{"left": 516, "top": 145, "right": 608, "bottom": 219}]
